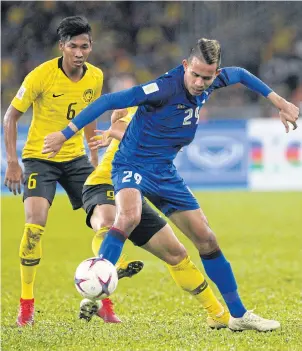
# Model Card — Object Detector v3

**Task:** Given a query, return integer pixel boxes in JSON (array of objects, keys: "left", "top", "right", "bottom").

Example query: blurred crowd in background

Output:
[{"left": 1, "top": 1, "right": 302, "bottom": 121}]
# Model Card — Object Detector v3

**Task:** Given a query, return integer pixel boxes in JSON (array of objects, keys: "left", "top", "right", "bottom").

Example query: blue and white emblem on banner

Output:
[{"left": 175, "top": 120, "right": 248, "bottom": 188}]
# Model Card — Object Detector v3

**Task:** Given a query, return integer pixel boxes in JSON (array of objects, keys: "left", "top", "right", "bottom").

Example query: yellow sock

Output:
[
  {"left": 20, "top": 264, "right": 37, "bottom": 299},
  {"left": 19, "top": 224, "right": 44, "bottom": 299},
  {"left": 167, "top": 256, "right": 224, "bottom": 316},
  {"left": 92, "top": 227, "right": 110, "bottom": 256},
  {"left": 92, "top": 226, "right": 125, "bottom": 267}
]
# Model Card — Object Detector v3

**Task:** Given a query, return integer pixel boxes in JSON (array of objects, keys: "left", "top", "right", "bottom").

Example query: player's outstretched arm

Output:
[
  {"left": 221, "top": 67, "right": 299, "bottom": 132},
  {"left": 267, "top": 92, "right": 299, "bottom": 133},
  {"left": 3, "top": 105, "right": 24, "bottom": 195},
  {"left": 42, "top": 78, "right": 175, "bottom": 158}
]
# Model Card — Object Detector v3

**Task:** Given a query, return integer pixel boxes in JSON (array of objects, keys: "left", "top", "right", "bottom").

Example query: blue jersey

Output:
[
  {"left": 61, "top": 64, "right": 272, "bottom": 215},
  {"left": 63, "top": 66, "right": 272, "bottom": 162},
  {"left": 115, "top": 65, "right": 271, "bottom": 164},
  {"left": 117, "top": 65, "right": 203, "bottom": 164}
]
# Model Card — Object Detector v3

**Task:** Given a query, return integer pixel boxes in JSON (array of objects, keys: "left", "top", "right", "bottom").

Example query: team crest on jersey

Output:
[{"left": 83, "top": 89, "right": 94, "bottom": 102}]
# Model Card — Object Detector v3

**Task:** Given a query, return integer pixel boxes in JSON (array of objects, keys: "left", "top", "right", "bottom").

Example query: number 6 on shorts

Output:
[{"left": 28, "top": 172, "right": 38, "bottom": 189}]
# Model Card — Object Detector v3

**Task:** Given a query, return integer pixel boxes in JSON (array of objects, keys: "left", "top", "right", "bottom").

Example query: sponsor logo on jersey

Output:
[
  {"left": 83, "top": 89, "right": 94, "bottom": 102},
  {"left": 177, "top": 104, "right": 187, "bottom": 109}
]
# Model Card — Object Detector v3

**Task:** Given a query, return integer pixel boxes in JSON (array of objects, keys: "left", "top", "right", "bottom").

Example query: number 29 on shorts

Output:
[{"left": 122, "top": 171, "right": 142, "bottom": 185}]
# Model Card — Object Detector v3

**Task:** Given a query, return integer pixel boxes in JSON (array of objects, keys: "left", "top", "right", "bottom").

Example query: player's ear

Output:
[
  {"left": 182, "top": 59, "right": 188, "bottom": 71},
  {"left": 59, "top": 40, "right": 64, "bottom": 52}
]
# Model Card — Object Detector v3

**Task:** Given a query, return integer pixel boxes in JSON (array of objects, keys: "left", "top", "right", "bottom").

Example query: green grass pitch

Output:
[{"left": 1, "top": 192, "right": 301, "bottom": 351}]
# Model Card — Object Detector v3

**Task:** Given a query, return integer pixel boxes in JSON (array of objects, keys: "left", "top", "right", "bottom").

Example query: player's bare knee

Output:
[
  {"left": 91, "top": 205, "right": 115, "bottom": 231},
  {"left": 115, "top": 211, "right": 141, "bottom": 233},
  {"left": 195, "top": 228, "right": 219, "bottom": 255},
  {"left": 24, "top": 198, "right": 49, "bottom": 227},
  {"left": 164, "top": 243, "right": 187, "bottom": 266},
  {"left": 25, "top": 207, "right": 47, "bottom": 226}
]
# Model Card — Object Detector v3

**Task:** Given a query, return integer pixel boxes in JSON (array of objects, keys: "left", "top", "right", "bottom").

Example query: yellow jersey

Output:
[
  {"left": 85, "top": 107, "right": 138, "bottom": 186},
  {"left": 12, "top": 57, "right": 103, "bottom": 162}
]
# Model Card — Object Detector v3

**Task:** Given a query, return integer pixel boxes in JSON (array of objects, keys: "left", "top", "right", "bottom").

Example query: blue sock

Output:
[
  {"left": 201, "top": 250, "right": 247, "bottom": 318},
  {"left": 98, "top": 227, "right": 127, "bottom": 265}
]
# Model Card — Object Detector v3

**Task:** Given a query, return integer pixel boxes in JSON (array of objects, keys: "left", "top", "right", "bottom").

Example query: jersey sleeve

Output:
[
  {"left": 137, "top": 76, "right": 177, "bottom": 106},
  {"left": 212, "top": 67, "right": 273, "bottom": 97},
  {"left": 11, "top": 66, "right": 45, "bottom": 113}
]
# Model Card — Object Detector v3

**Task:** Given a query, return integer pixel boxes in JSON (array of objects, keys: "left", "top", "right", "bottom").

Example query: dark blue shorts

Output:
[{"left": 112, "top": 162, "right": 199, "bottom": 217}]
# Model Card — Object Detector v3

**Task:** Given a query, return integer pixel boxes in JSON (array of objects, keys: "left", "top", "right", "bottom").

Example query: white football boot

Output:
[{"left": 228, "top": 310, "right": 280, "bottom": 332}]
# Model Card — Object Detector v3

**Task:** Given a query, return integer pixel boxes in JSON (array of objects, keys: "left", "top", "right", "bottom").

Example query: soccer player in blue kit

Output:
[{"left": 43, "top": 38, "right": 299, "bottom": 331}]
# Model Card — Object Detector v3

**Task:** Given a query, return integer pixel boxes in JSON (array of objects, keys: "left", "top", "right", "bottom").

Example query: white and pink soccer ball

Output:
[{"left": 74, "top": 257, "right": 118, "bottom": 300}]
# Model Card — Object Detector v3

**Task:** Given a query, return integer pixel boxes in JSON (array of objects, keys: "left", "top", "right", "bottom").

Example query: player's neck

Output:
[{"left": 62, "top": 60, "right": 84, "bottom": 82}]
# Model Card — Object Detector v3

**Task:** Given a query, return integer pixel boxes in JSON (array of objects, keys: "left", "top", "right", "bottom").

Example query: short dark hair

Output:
[
  {"left": 57, "top": 16, "right": 92, "bottom": 42},
  {"left": 188, "top": 38, "right": 221, "bottom": 68}
]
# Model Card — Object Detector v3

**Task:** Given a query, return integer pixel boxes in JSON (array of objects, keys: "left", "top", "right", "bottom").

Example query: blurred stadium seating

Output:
[{"left": 1, "top": 1, "right": 301, "bottom": 122}]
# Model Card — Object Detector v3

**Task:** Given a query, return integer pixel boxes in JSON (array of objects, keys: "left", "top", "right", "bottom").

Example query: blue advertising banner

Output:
[
  {"left": 1, "top": 120, "right": 248, "bottom": 193},
  {"left": 174, "top": 120, "right": 249, "bottom": 188}
]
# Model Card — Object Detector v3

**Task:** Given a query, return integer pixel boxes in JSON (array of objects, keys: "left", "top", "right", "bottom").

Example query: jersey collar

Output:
[{"left": 58, "top": 57, "right": 88, "bottom": 79}]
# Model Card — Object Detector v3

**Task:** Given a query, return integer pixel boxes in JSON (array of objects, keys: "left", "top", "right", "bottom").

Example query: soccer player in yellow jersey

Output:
[
  {"left": 3, "top": 16, "right": 139, "bottom": 327},
  {"left": 79, "top": 107, "right": 230, "bottom": 329}
]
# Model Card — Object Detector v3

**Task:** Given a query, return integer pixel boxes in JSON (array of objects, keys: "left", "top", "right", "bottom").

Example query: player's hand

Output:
[
  {"left": 279, "top": 101, "right": 299, "bottom": 133},
  {"left": 88, "top": 130, "right": 112, "bottom": 150},
  {"left": 4, "top": 161, "right": 24, "bottom": 195},
  {"left": 42, "top": 131, "right": 66, "bottom": 158}
]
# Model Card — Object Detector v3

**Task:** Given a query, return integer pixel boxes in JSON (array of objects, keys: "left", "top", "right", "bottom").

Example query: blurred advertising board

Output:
[
  {"left": 1, "top": 119, "right": 301, "bottom": 193},
  {"left": 175, "top": 120, "right": 249, "bottom": 189},
  {"left": 248, "top": 119, "right": 302, "bottom": 191}
]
